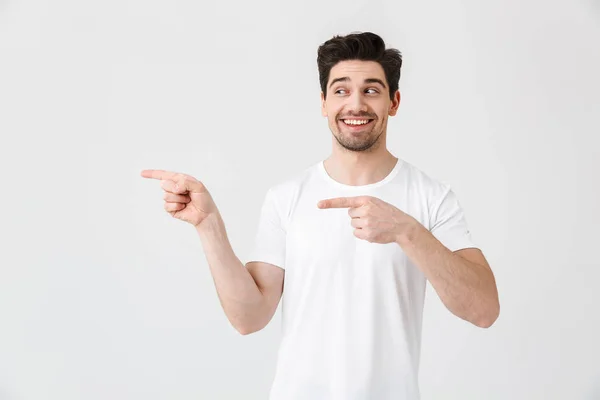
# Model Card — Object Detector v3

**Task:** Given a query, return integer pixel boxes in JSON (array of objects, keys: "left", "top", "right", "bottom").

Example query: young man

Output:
[{"left": 142, "top": 31, "right": 499, "bottom": 400}]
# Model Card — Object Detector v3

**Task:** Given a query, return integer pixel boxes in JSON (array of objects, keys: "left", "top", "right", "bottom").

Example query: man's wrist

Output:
[
  {"left": 196, "top": 212, "right": 224, "bottom": 239},
  {"left": 395, "top": 217, "right": 422, "bottom": 247}
]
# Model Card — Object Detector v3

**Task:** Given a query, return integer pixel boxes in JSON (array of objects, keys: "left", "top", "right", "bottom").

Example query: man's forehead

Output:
[{"left": 329, "top": 61, "right": 386, "bottom": 82}]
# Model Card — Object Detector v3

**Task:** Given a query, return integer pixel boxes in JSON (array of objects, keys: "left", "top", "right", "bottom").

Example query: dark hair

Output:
[{"left": 317, "top": 32, "right": 402, "bottom": 100}]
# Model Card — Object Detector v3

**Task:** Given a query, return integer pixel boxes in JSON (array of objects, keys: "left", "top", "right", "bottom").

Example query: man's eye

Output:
[
  {"left": 335, "top": 89, "right": 347, "bottom": 95},
  {"left": 366, "top": 88, "right": 379, "bottom": 94}
]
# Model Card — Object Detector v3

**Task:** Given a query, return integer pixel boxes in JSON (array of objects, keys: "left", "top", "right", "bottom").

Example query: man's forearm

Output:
[
  {"left": 195, "top": 213, "right": 266, "bottom": 333},
  {"left": 397, "top": 222, "right": 499, "bottom": 328}
]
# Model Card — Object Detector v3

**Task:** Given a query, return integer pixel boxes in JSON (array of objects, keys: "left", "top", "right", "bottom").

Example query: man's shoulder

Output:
[
  {"left": 257, "top": 161, "right": 321, "bottom": 211},
  {"left": 399, "top": 158, "right": 450, "bottom": 190},
  {"left": 265, "top": 161, "right": 319, "bottom": 195},
  {"left": 396, "top": 158, "right": 458, "bottom": 213}
]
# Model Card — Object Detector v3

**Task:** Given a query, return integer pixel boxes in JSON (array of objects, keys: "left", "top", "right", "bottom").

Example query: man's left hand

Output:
[{"left": 317, "top": 196, "right": 419, "bottom": 244}]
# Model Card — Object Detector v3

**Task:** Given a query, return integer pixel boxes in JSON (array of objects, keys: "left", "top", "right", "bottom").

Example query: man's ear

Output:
[
  {"left": 321, "top": 92, "right": 327, "bottom": 117},
  {"left": 389, "top": 90, "right": 401, "bottom": 116}
]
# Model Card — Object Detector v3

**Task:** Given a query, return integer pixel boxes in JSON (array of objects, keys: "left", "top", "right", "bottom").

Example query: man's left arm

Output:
[
  {"left": 397, "top": 224, "right": 500, "bottom": 328},
  {"left": 317, "top": 193, "right": 500, "bottom": 329}
]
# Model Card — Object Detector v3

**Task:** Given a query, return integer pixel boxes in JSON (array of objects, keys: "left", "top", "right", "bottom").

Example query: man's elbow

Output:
[
  {"left": 237, "top": 326, "right": 259, "bottom": 335},
  {"left": 473, "top": 302, "right": 500, "bottom": 328},
  {"left": 235, "top": 322, "right": 266, "bottom": 335}
]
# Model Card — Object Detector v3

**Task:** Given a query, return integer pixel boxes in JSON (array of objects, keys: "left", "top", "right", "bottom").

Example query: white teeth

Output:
[{"left": 343, "top": 119, "right": 370, "bottom": 125}]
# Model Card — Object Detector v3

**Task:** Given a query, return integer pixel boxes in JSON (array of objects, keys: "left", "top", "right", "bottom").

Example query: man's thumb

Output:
[{"left": 179, "top": 177, "right": 206, "bottom": 194}]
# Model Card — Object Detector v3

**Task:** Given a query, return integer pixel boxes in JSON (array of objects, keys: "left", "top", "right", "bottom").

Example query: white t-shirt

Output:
[{"left": 247, "top": 158, "right": 477, "bottom": 400}]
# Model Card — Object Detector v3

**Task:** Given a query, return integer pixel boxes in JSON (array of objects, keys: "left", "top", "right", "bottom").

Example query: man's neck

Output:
[{"left": 323, "top": 149, "right": 398, "bottom": 187}]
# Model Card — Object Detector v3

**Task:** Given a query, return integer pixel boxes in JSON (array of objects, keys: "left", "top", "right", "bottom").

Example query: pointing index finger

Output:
[
  {"left": 140, "top": 169, "right": 178, "bottom": 180},
  {"left": 318, "top": 196, "right": 365, "bottom": 209}
]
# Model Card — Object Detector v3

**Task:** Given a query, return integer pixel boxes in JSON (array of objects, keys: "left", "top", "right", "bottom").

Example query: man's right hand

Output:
[{"left": 140, "top": 169, "right": 218, "bottom": 228}]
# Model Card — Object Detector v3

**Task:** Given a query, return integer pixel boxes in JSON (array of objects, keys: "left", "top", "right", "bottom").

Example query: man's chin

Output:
[
  {"left": 333, "top": 129, "right": 382, "bottom": 152},
  {"left": 337, "top": 138, "right": 377, "bottom": 152}
]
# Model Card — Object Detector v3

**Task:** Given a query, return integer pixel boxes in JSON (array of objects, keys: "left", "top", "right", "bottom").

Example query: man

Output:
[{"left": 141, "top": 31, "right": 499, "bottom": 400}]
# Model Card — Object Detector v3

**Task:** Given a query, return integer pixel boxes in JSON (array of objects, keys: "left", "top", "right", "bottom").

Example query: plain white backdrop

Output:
[{"left": 1, "top": 0, "right": 599, "bottom": 399}]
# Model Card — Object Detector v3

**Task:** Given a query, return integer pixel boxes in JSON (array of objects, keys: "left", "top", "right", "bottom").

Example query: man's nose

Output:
[{"left": 347, "top": 92, "right": 368, "bottom": 113}]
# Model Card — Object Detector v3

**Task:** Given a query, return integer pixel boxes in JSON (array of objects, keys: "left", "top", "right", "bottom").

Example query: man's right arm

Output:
[{"left": 196, "top": 212, "right": 284, "bottom": 335}]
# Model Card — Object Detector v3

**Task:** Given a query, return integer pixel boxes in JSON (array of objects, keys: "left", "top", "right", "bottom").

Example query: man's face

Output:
[{"left": 321, "top": 60, "right": 400, "bottom": 152}]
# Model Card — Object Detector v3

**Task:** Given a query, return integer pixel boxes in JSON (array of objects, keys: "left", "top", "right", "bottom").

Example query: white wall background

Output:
[{"left": 1, "top": 0, "right": 599, "bottom": 399}]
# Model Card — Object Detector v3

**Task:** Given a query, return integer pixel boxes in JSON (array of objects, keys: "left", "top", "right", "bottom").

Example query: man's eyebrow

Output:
[
  {"left": 329, "top": 77, "right": 349, "bottom": 88},
  {"left": 328, "top": 77, "right": 387, "bottom": 89},
  {"left": 364, "top": 78, "right": 387, "bottom": 88}
]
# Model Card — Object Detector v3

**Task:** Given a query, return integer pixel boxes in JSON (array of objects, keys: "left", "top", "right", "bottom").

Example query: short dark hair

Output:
[{"left": 317, "top": 31, "right": 402, "bottom": 100}]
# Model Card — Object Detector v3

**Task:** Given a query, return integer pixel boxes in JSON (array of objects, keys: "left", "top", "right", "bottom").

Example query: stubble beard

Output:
[{"left": 332, "top": 119, "right": 384, "bottom": 152}]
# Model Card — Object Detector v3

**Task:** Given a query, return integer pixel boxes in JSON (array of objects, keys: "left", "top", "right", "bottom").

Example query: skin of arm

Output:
[
  {"left": 397, "top": 224, "right": 499, "bottom": 328},
  {"left": 196, "top": 213, "right": 284, "bottom": 335}
]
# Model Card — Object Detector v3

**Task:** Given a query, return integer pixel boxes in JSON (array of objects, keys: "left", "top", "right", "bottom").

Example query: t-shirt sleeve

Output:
[
  {"left": 429, "top": 185, "right": 478, "bottom": 252},
  {"left": 246, "top": 187, "right": 287, "bottom": 269}
]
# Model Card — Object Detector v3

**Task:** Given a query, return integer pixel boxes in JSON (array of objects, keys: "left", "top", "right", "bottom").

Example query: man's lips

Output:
[{"left": 338, "top": 118, "right": 375, "bottom": 129}]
